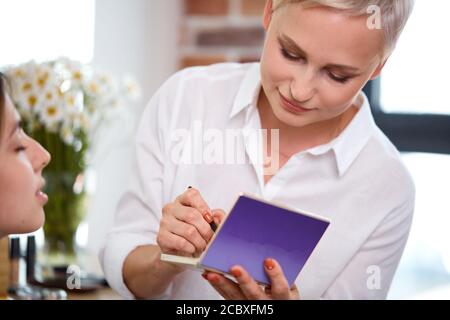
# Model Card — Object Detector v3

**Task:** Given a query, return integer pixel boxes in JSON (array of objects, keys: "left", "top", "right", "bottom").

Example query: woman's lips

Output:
[
  {"left": 279, "top": 93, "right": 314, "bottom": 115},
  {"left": 36, "top": 190, "right": 49, "bottom": 205}
]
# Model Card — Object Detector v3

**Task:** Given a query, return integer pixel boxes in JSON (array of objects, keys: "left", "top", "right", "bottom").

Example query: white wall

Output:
[
  {"left": 85, "top": 0, "right": 181, "bottom": 257},
  {"left": 93, "top": 0, "right": 181, "bottom": 105}
]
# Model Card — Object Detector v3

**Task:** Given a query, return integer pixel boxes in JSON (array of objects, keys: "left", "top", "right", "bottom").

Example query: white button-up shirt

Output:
[{"left": 99, "top": 62, "right": 415, "bottom": 300}]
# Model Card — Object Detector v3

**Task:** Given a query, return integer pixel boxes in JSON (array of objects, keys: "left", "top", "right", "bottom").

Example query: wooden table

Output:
[{"left": 68, "top": 287, "right": 122, "bottom": 300}]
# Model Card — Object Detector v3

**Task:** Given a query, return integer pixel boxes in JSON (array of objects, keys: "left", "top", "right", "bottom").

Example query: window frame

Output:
[{"left": 363, "top": 79, "right": 450, "bottom": 155}]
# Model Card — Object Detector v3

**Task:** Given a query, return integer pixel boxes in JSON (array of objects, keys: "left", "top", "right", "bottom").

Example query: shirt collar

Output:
[
  {"left": 307, "top": 92, "right": 376, "bottom": 177},
  {"left": 230, "top": 63, "right": 377, "bottom": 177},
  {"left": 229, "top": 63, "right": 262, "bottom": 120}
]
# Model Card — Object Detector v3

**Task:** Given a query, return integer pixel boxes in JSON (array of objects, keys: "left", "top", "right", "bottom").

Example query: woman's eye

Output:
[
  {"left": 15, "top": 145, "right": 27, "bottom": 152},
  {"left": 328, "top": 72, "right": 350, "bottom": 84},
  {"left": 280, "top": 48, "right": 302, "bottom": 61}
]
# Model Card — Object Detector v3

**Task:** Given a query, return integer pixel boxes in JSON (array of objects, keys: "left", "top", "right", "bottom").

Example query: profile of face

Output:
[
  {"left": 0, "top": 94, "right": 51, "bottom": 238},
  {"left": 259, "top": 0, "right": 387, "bottom": 129}
]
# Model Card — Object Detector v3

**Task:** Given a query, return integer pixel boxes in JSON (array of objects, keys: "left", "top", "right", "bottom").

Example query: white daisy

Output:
[
  {"left": 123, "top": 75, "right": 142, "bottom": 101},
  {"left": 77, "top": 112, "right": 90, "bottom": 132},
  {"left": 63, "top": 90, "right": 84, "bottom": 115},
  {"left": 56, "top": 57, "right": 90, "bottom": 87},
  {"left": 84, "top": 71, "right": 116, "bottom": 99},
  {"left": 85, "top": 78, "right": 102, "bottom": 97},
  {"left": 16, "top": 84, "right": 43, "bottom": 115},
  {"left": 40, "top": 102, "right": 64, "bottom": 132},
  {"left": 21, "top": 60, "right": 39, "bottom": 79},
  {"left": 34, "top": 63, "right": 55, "bottom": 91},
  {"left": 9, "top": 65, "right": 27, "bottom": 80},
  {"left": 60, "top": 123, "right": 75, "bottom": 145},
  {"left": 40, "top": 86, "right": 59, "bottom": 106}
]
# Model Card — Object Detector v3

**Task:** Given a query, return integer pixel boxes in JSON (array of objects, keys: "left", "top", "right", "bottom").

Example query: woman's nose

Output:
[
  {"left": 29, "top": 138, "right": 51, "bottom": 172},
  {"left": 290, "top": 69, "right": 316, "bottom": 102}
]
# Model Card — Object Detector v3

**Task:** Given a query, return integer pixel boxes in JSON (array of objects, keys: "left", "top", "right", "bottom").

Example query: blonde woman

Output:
[
  {"left": 0, "top": 73, "right": 51, "bottom": 238},
  {"left": 101, "top": 0, "right": 416, "bottom": 300}
]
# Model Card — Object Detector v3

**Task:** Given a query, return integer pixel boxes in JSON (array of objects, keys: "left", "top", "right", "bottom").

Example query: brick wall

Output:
[{"left": 180, "top": 0, "right": 267, "bottom": 69}]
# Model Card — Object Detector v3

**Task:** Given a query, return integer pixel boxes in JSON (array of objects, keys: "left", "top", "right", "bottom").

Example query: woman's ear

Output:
[{"left": 263, "top": 0, "right": 274, "bottom": 31}]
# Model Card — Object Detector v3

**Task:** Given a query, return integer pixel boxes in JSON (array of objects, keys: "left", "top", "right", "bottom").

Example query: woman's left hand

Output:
[{"left": 203, "top": 258, "right": 300, "bottom": 300}]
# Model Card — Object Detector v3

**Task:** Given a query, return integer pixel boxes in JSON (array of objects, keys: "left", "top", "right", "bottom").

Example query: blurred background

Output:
[{"left": 0, "top": 0, "right": 449, "bottom": 299}]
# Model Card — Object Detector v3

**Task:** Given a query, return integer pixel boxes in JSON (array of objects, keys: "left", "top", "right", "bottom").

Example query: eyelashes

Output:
[
  {"left": 280, "top": 48, "right": 302, "bottom": 61},
  {"left": 327, "top": 72, "right": 350, "bottom": 84},
  {"left": 279, "top": 47, "right": 351, "bottom": 84}
]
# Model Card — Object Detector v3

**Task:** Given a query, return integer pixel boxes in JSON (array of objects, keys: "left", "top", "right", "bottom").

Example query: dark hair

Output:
[{"left": 0, "top": 72, "right": 6, "bottom": 140}]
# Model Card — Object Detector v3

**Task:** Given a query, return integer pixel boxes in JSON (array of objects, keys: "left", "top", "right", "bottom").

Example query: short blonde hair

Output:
[{"left": 272, "top": 0, "right": 415, "bottom": 58}]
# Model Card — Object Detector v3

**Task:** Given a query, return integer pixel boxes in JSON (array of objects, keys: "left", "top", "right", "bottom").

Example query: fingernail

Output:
[
  {"left": 231, "top": 268, "right": 242, "bottom": 278},
  {"left": 265, "top": 258, "right": 275, "bottom": 270},
  {"left": 209, "top": 274, "right": 220, "bottom": 284},
  {"left": 203, "top": 211, "right": 213, "bottom": 224}
]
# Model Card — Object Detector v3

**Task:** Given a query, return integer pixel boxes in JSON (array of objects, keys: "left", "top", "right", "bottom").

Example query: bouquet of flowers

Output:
[{"left": 4, "top": 57, "right": 141, "bottom": 257}]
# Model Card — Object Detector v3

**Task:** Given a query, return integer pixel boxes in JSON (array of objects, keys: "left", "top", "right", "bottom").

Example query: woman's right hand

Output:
[{"left": 157, "top": 188, "right": 224, "bottom": 257}]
